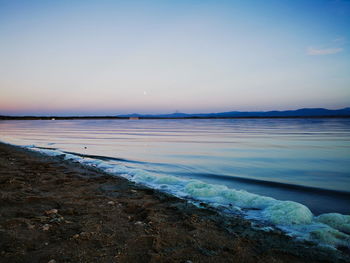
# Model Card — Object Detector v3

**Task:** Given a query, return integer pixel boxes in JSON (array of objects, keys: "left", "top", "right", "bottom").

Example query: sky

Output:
[{"left": 0, "top": 0, "right": 350, "bottom": 116}]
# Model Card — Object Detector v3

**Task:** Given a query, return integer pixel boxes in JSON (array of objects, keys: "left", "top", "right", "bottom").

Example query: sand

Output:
[{"left": 0, "top": 142, "right": 349, "bottom": 263}]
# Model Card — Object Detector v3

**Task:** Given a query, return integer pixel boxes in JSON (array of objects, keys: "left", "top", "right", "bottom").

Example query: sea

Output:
[{"left": 1, "top": 118, "right": 349, "bottom": 247}]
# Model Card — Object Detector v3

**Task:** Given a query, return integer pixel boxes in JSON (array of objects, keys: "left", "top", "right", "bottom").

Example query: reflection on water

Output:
[{"left": 1, "top": 118, "right": 349, "bottom": 214}]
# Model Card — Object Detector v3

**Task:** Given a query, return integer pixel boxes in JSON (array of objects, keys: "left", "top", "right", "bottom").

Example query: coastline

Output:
[
  {"left": 0, "top": 142, "right": 348, "bottom": 262},
  {"left": 1, "top": 116, "right": 350, "bottom": 120}
]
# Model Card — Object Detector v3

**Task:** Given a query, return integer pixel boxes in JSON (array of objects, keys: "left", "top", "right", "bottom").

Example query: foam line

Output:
[{"left": 27, "top": 146, "right": 350, "bottom": 249}]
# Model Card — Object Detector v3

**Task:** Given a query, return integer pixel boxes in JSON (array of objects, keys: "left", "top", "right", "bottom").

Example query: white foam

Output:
[
  {"left": 262, "top": 201, "right": 313, "bottom": 225},
  {"left": 185, "top": 181, "right": 227, "bottom": 198},
  {"left": 26, "top": 146, "right": 350, "bottom": 249},
  {"left": 310, "top": 227, "right": 350, "bottom": 247},
  {"left": 315, "top": 213, "right": 350, "bottom": 233}
]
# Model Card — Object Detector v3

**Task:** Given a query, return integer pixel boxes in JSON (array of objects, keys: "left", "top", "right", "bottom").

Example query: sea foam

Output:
[{"left": 316, "top": 213, "right": 350, "bottom": 233}]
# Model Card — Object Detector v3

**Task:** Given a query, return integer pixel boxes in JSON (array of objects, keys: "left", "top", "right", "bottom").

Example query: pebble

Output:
[
  {"left": 42, "top": 224, "right": 50, "bottom": 231},
  {"left": 49, "top": 216, "right": 64, "bottom": 223},
  {"left": 45, "top": 209, "right": 58, "bottom": 215}
]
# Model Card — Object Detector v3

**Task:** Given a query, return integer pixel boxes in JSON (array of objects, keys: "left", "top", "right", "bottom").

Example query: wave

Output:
[
  {"left": 62, "top": 150, "right": 144, "bottom": 164},
  {"left": 153, "top": 170, "right": 350, "bottom": 197},
  {"left": 24, "top": 146, "right": 350, "bottom": 249}
]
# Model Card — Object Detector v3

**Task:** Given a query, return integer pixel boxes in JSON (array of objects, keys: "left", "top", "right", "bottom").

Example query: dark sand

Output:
[{"left": 0, "top": 142, "right": 349, "bottom": 263}]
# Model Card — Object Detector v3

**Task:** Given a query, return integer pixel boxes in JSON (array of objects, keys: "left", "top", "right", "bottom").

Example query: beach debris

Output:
[
  {"left": 49, "top": 216, "right": 64, "bottom": 223},
  {"left": 48, "top": 259, "right": 56, "bottom": 263},
  {"left": 42, "top": 224, "right": 50, "bottom": 231},
  {"left": 43, "top": 208, "right": 65, "bottom": 224},
  {"left": 107, "top": 201, "right": 115, "bottom": 205},
  {"left": 134, "top": 221, "right": 145, "bottom": 226},
  {"left": 45, "top": 209, "right": 58, "bottom": 215}
]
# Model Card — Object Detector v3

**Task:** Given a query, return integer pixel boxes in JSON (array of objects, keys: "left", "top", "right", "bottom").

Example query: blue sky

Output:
[{"left": 0, "top": 0, "right": 349, "bottom": 115}]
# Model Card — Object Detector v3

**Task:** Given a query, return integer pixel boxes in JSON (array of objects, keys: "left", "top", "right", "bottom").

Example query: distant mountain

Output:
[
  {"left": 118, "top": 107, "right": 350, "bottom": 118},
  {"left": 2, "top": 107, "right": 349, "bottom": 120}
]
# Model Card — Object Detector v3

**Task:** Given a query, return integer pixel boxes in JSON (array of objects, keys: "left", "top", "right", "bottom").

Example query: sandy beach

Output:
[{"left": 0, "top": 142, "right": 348, "bottom": 263}]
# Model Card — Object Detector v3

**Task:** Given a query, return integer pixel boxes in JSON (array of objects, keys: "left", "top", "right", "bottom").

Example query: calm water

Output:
[{"left": 1, "top": 118, "right": 349, "bottom": 215}]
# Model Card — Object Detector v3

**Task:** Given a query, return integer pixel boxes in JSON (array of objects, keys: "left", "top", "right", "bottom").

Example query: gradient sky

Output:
[{"left": 1, "top": 0, "right": 350, "bottom": 116}]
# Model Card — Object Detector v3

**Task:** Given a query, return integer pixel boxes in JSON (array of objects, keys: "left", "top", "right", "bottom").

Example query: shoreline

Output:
[
  {"left": 0, "top": 142, "right": 349, "bottom": 262},
  {"left": 1, "top": 116, "right": 350, "bottom": 120}
]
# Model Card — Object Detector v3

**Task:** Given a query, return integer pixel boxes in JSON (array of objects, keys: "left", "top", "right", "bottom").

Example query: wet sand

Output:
[{"left": 0, "top": 142, "right": 349, "bottom": 263}]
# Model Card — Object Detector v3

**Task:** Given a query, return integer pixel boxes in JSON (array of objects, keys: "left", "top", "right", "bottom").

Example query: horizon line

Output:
[{"left": 1, "top": 106, "right": 350, "bottom": 119}]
